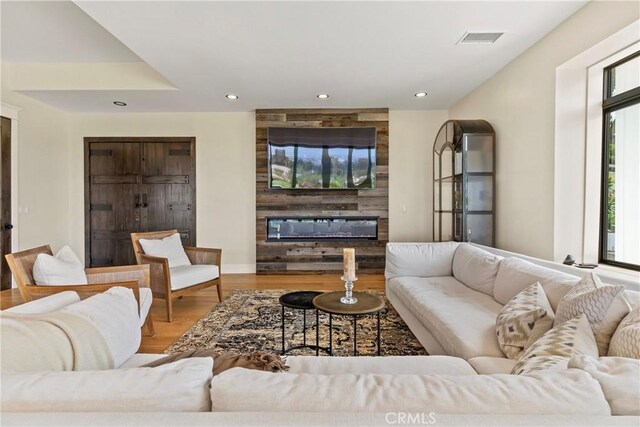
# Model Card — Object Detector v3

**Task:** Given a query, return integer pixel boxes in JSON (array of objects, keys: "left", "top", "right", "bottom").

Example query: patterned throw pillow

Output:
[
  {"left": 554, "top": 273, "right": 631, "bottom": 356},
  {"left": 512, "top": 314, "right": 598, "bottom": 375},
  {"left": 496, "top": 282, "right": 554, "bottom": 359},
  {"left": 608, "top": 304, "right": 640, "bottom": 358}
]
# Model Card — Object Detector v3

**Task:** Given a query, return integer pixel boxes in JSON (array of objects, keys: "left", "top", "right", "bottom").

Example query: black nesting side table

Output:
[{"left": 279, "top": 291, "right": 330, "bottom": 356}]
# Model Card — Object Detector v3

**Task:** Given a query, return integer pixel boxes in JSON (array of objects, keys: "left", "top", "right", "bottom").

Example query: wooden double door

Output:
[{"left": 85, "top": 137, "right": 196, "bottom": 267}]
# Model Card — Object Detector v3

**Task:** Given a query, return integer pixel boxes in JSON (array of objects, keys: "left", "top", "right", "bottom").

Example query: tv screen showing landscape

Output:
[{"left": 268, "top": 127, "right": 376, "bottom": 189}]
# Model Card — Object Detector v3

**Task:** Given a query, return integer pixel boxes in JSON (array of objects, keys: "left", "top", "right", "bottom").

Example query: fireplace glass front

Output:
[{"left": 267, "top": 217, "right": 378, "bottom": 241}]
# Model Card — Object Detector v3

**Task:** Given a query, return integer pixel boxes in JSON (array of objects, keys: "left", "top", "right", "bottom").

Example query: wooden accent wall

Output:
[{"left": 256, "top": 108, "right": 389, "bottom": 274}]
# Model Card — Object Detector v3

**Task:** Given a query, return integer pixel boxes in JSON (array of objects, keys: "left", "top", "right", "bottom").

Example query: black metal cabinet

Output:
[{"left": 433, "top": 120, "right": 495, "bottom": 246}]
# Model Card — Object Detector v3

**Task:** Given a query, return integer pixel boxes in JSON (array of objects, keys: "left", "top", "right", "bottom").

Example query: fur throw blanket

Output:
[{"left": 144, "top": 349, "right": 288, "bottom": 375}]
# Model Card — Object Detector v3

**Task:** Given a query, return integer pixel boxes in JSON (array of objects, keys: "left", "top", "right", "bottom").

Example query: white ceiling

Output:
[
  {"left": 0, "top": 1, "right": 140, "bottom": 63},
  {"left": 1, "top": 0, "right": 588, "bottom": 112}
]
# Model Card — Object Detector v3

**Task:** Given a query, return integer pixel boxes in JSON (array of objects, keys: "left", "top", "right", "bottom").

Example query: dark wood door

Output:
[
  {"left": 87, "top": 142, "right": 141, "bottom": 267},
  {"left": 85, "top": 138, "right": 196, "bottom": 267},
  {"left": 141, "top": 142, "right": 196, "bottom": 247},
  {"left": 0, "top": 117, "right": 12, "bottom": 290}
]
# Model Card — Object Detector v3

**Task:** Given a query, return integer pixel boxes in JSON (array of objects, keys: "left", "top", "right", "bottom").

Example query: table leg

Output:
[
  {"left": 281, "top": 305, "right": 285, "bottom": 355},
  {"left": 377, "top": 311, "right": 381, "bottom": 356},
  {"left": 303, "top": 309, "right": 307, "bottom": 346},
  {"left": 329, "top": 314, "right": 333, "bottom": 356},
  {"left": 316, "top": 310, "right": 320, "bottom": 356},
  {"left": 353, "top": 315, "right": 357, "bottom": 356}
]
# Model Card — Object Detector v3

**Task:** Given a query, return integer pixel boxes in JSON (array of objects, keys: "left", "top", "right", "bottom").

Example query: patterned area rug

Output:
[{"left": 165, "top": 289, "right": 427, "bottom": 357}]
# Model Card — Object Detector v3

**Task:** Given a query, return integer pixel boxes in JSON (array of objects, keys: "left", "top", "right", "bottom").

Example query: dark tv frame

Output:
[{"left": 267, "top": 127, "right": 377, "bottom": 191}]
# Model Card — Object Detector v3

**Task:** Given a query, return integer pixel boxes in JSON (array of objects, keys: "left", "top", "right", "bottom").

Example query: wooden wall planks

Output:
[{"left": 256, "top": 108, "right": 389, "bottom": 274}]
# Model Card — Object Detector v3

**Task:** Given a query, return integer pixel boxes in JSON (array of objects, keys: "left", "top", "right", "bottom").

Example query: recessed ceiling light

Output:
[
  {"left": 226, "top": 94, "right": 239, "bottom": 100},
  {"left": 317, "top": 93, "right": 330, "bottom": 99},
  {"left": 113, "top": 101, "right": 127, "bottom": 106},
  {"left": 414, "top": 92, "right": 428, "bottom": 98}
]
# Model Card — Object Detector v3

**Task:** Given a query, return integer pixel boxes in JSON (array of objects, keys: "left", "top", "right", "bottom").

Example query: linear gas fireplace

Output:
[{"left": 267, "top": 217, "right": 378, "bottom": 242}]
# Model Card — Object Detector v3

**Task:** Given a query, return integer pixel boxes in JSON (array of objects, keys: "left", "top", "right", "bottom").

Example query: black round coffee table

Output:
[{"left": 279, "top": 291, "right": 330, "bottom": 356}]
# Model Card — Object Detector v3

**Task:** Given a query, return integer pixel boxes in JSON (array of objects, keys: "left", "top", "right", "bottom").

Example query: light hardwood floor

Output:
[{"left": 0, "top": 273, "right": 385, "bottom": 353}]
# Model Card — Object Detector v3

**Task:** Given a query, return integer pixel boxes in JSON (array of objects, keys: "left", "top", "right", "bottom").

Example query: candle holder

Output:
[{"left": 340, "top": 276, "right": 358, "bottom": 304}]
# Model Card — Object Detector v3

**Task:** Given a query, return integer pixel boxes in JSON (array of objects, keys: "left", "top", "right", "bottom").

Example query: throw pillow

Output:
[
  {"left": 608, "top": 304, "right": 640, "bottom": 358},
  {"left": 32, "top": 246, "right": 88, "bottom": 286},
  {"left": 511, "top": 314, "right": 598, "bottom": 375},
  {"left": 138, "top": 233, "right": 191, "bottom": 269},
  {"left": 568, "top": 354, "right": 640, "bottom": 415},
  {"left": 496, "top": 282, "right": 554, "bottom": 360},
  {"left": 554, "top": 273, "right": 631, "bottom": 356}
]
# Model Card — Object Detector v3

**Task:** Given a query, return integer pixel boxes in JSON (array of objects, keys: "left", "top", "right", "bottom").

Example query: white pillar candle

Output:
[{"left": 343, "top": 248, "right": 356, "bottom": 281}]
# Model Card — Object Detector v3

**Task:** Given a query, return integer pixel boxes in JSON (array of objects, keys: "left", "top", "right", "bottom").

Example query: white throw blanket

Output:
[{"left": 0, "top": 311, "right": 113, "bottom": 372}]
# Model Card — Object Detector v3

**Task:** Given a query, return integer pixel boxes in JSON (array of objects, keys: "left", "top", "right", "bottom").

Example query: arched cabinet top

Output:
[{"left": 433, "top": 119, "right": 495, "bottom": 154}]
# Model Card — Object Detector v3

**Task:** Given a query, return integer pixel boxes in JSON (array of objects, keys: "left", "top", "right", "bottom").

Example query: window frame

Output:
[{"left": 599, "top": 51, "right": 640, "bottom": 271}]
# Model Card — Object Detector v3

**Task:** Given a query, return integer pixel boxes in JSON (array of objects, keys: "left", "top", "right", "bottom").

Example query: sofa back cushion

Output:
[
  {"left": 385, "top": 242, "right": 458, "bottom": 280},
  {"left": 1, "top": 358, "right": 214, "bottom": 412},
  {"left": 493, "top": 257, "right": 580, "bottom": 309},
  {"left": 60, "top": 287, "right": 142, "bottom": 368},
  {"left": 210, "top": 368, "right": 610, "bottom": 415},
  {"left": 452, "top": 244, "right": 502, "bottom": 296},
  {"left": 2, "top": 291, "right": 80, "bottom": 315}
]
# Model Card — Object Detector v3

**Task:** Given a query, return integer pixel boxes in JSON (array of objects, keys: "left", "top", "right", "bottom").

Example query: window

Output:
[{"left": 600, "top": 51, "right": 640, "bottom": 270}]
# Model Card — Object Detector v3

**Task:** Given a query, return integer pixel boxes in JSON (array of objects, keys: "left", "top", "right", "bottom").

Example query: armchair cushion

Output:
[
  {"left": 170, "top": 265, "right": 219, "bottom": 291},
  {"left": 138, "top": 233, "right": 191, "bottom": 269},
  {"left": 32, "top": 246, "right": 87, "bottom": 286}
]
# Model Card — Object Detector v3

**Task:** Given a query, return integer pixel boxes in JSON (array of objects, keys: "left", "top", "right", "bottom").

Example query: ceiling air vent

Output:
[{"left": 457, "top": 32, "right": 503, "bottom": 45}]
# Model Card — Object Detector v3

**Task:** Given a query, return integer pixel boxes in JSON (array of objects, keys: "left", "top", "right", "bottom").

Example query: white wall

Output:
[
  {"left": 0, "top": 89, "right": 445, "bottom": 272},
  {"left": 68, "top": 113, "right": 256, "bottom": 272},
  {"left": 1, "top": 65, "right": 71, "bottom": 252},
  {"left": 389, "top": 110, "right": 448, "bottom": 242},
  {"left": 449, "top": 0, "right": 639, "bottom": 261}
]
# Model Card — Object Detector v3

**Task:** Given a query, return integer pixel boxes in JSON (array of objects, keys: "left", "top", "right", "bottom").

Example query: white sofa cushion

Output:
[
  {"left": 468, "top": 357, "right": 517, "bottom": 375},
  {"left": 512, "top": 314, "right": 598, "bottom": 375},
  {"left": 286, "top": 355, "right": 477, "bottom": 375},
  {"left": 385, "top": 242, "right": 458, "bottom": 280},
  {"left": 139, "top": 233, "right": 191, "bottom": 269},
  {"left": 210, "top": 369, "right": 610, "bottom": 415},
  {"left": 32, "top": 246, "right": 88, "bottom": 286},
  {"left": 568, "top": 354, "right": 640, "bottom": 416},
  {"left": 493, "top": 257, "right": 580, "bottom": 310},
  {"left": 452, "top": 244, "right": 502, "bottom": 296},
  {"left": 608, "top": 304, "right": 640, "bottom": 358},
  {"left": 496, "top": 282, "right": 554, "bottom": 360},
  {"left": 2, "top": 291, "right": 80, "bottom": 315},
  {"left": 1, "top": 358, "right": 213, "bottom": 412},
  {"left": 170, "top": 265, "right": 219, "bottom": 291},
  {"left": 59, "top": 287, "right": 141, "bottom": 368},
  {"left": 388, "top": 276, "right": 504, "bottom": 359},
  {"left": 554, "top": 273, "right": 630, "bottom": 356}
]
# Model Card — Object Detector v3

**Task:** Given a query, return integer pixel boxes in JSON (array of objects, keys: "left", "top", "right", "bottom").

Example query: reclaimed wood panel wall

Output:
[{"left": 256, "top": 108, "right": 389, "bottom": 274}]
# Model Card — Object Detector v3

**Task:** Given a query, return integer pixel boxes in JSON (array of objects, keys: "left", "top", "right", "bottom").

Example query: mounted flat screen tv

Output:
[{"left": 268, "top": 127, "right": 376, "bottom": 189}]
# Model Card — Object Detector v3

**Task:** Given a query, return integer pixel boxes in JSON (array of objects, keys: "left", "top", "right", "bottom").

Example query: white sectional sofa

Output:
[
  {"left": 386, "top": 242, "right": 640, "bottom": 371},
  {"left": 2, "top": 244, "right": 640, "bottom": 426}
]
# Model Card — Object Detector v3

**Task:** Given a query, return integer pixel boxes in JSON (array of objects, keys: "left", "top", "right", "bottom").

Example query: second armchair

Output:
[{"left": 131, "top": 230, "right": 222, "bottom": 322}]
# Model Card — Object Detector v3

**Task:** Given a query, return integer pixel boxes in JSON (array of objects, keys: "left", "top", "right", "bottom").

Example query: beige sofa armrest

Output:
[
  {"left": 183, "top": 247, "right": 222, "bottom": 267},
  {"left": 24, "top": 282, "right": 141, "bottom": 312}
]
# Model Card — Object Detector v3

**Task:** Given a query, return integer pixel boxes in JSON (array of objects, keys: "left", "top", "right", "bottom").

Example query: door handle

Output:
[
  {"left": 134, "top": 194, "right": 141, "bottom": 208},
  {"left": 4, "top": 223, "right": 13, "bottom": 230},
  {"left": 141, "top": 194, "right": 148, "bottom": 208}
]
